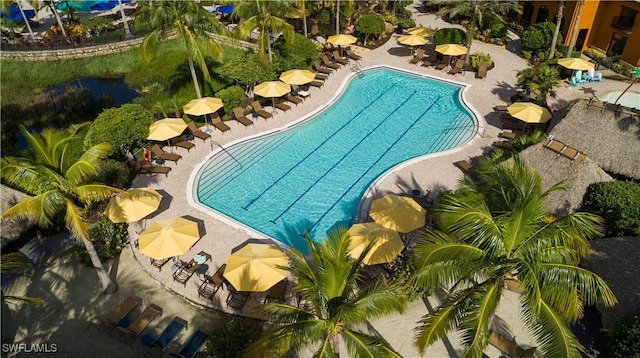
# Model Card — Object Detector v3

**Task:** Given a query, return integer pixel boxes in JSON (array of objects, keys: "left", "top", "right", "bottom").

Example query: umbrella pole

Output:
[
  {"left": 271, "top": 98, "right": 277, "bottom": 115},
  {"left": 204, "top": 114, "right": 213, "bottom": 133}
]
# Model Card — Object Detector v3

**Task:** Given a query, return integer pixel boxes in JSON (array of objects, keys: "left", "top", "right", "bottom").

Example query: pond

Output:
[{"left": 47, "top": 77, "right": 139, "bottom": 107}]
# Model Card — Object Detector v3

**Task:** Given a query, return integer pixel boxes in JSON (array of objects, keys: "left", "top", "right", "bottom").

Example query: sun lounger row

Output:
[
  {"left": 542, "top": 138, "right": 586, "bottom": 164},
  {"left": 586, "top": 98, "right": 640, "bottom": 117}
]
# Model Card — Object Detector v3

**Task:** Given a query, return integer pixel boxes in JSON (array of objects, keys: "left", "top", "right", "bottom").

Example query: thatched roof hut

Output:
[
  {"left": 1, "top": 184, "right": 32, "bottom": 248},
  {"left": 518, "top": 144, "right": 613, "bottom": 216},
  {"left": 547, "top": 100, "right": 640, "bottom": 180},
  {"left": 581, "top": 236, "right": 640, "bottom": 330}
]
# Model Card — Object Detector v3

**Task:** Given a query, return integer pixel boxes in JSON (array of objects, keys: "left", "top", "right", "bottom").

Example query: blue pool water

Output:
[{"left": 195, "top": 68, "right": 477, "bottom": 250}]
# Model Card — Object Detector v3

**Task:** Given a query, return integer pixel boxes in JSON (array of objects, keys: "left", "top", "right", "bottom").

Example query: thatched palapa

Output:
[{"left": 1, "top": 184, "right": 32, "bottom": 248}]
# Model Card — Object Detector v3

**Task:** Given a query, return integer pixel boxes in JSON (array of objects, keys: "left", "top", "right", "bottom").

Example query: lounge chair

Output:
[
  {"left": 560, "top": 146, "right": 585, "bottom": 164},
  {"left": 226, "top": 288, "right": 250, "bottom": 310},
  {"left": 198, "top": 264, "right": 226, "bottom": 302},
  {"left": 492, "top": 140, "right": 512, "bottom": 151},
  {"left": 173, "top": 251, "right": 211, "bottom": 287},
  {"left": 420, "top": 51, "right": 436, "bottom": 67},
  {"left": 169, "top": 329, "right": 209, "bottom": 358},
  {"left": 435, "top": 56, "right": 449, "bottom": 70},
  {"left": 115, "top": 304, "right": 163, "bottom": 345},
  {"left": 151, "top": 144, "right": 181, "bottom": 163},
  {"left": 150, "top": 257, "right": 171, "bottom": 272},
  {"left": 476, "top": 62, "right": 488, "bottom": 79},
  {"left": 96, "top": 296, "right": 142, "bottom": 332},
  {"left": 313, "top": 61, "right": 333, "bottom": 74},
  {"left": 251, "top": 101, "right": 272, "bottom": 119},
  {"left": 498, "top": 131, "right": 518, "bottom": 140},
  {"left": 286, "top": 93, "right": 303, "bottom": 105},
  {"left": 332, "top": 50, "right": 349, "bottom": 65},
  {"left": 543, "top": 138, "right": 566, "bottom": 155},
  {"left": 274, "top": 99, "right": 291, "bottom": 112},
  {"left": 410, "top": 49, "right": 425, "bottom": 64},
  {"left": 266, "top": 278, "right": 287, "bottom": 303},
  {"left": 145, "top": 317, "right": 188, "bottom": 356},
  {"left": 314, "top": 73, "right": 329, "bottom": 81},
  {"left": 321, "top": 54, "right": 341, "bottom": 69},
  {"left": 308, "top": 80, "right": 324, "bottom": 88},
  {"left": 494, "top": 104, "right": 509, "bottom": 112},
  {"left": 448, "top": 59, "right": 464, "bottom": 75},
  {"left": 488, "top": 331, "right": 537, "bottom": 358},
  {"left": 345, "top": 49, "right": 361, "bottom": 61},
  {"left": 232, "top": 107, "right": 253, "bottom": 127},
  {"left": 187, "top": 121, "right": 211, "bottom": 142},
  {"left": 139, "top": 160, "right": 172, "bottom": 177},
  {"left": 454, "top": 160, "right": 472, "bottom": 173},
  {"left": 169, "top": 136, "right": 195, "bottom": 152},
  {"left": 211, "top": 114, "right": 230, "bottom": 133}
]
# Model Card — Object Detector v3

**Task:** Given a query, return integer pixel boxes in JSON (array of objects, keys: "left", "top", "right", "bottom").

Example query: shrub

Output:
[
  {"left": 84, "top": 104, "right": 155, "bottom": 159},
  {"left": 70, "top": 218, "right": 129, "bottom": 265},
  {"left": 582, "top": 181, "right": 640, "bottom": 237},
  {"left": 611, "top": 62, "right": 634, "bottom": 77},
  {"left": 206, "top": 318, "right": 264, "bottom": 358},
  {"left": 607, "top": 315, "right": 640, "bottom": 358},
  {"left": 521, "top": 50, "right": 532, "bottom": 60},
  {"left": 215, "top": 86, "right": 245, "bottom": 119},
  {"left": 434, "top": 28, "right": 466, "bottom": 45},
  {"left": 354, "top": 13, "right": 385, "bottom": 44},
  {"left": 585, "top": 47, "right": 607, "bottom": 61},
  {"left": 521, "top": 22, "right": 558, "bottom": 53},
  {"left": 469, "top": 52, "right": 493, "bottom": 69},
  {"left": 273, "top": 33, "right": 319, "bottom": 70},
  {"left": 383, "top": 10, "right": 398, "bottom": 25},
  {"left": 397, "top": 17, "right": 416, "bottom": 29}
]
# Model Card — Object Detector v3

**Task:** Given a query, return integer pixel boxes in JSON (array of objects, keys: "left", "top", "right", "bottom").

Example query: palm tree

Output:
[
  {"left": 566, "top": 0, "right": 585, "bottom": 57},
  {"left": 1, "top": 253, "right": 45, "bottom": 305},
  {"left": 410, "top": 157, "right": 617, "bottom": 358},
  {"left": 116, "top": 0, "right": 131, "bottom": 38},
  {"left": 135, "top": 0, "right": 226, "bottom": 99},
  {"left": 243, "top": 229, "right": 406, "bottom": 358},
  {"left": 41, "top": 0, "right": 68, "bottom": 38},
  {"left": 234, "top": 0, "right": 294, "bottom": 64},
  {"left": 0, "top": 0, "right": 38, "bottom": 40},
  {"left": 549, "top": 1, "right": 565, "bottom": 59},
  {"left": 516, "top": 64, "right": 561, "bottom": 106},
  {"left": 0, "top": 125, "right": 124, "bottom": 294},
  {"left": 290, "top": 0, "right": 309, "bottom": 37},
  {"left": 429, "top": 0, "right": 520, "bottom": 61}
]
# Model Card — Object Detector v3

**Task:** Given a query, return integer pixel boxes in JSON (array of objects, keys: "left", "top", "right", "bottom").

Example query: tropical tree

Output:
[
  {"left": 409, "top": 157, "right": 617, "bottom": 358},
  {"left": 135, "top": 0, "right": 226, "bottom": 99},
  {"left": 1, "top": 253, "right": 45, "bottom": 305},
  {"left": 234, "top": 0, "right": 294, "bottom": 64},
  {"left": 549, "top": 1, "right": 565, "bottom": 59},
  {"left": 41, "top": 0, "right": 68, "bottom": 38},
  {"left": 566, "top": 0, "right": 585, "bottom": 57},
  {"left": 516, "top": 64, "right": 561, "bottom": 106},
  {"left": 429, "top": 0, "right": 520, "bottom": 61},
  {"left": 243, "top": 229, "right": 407, "bottom": 358},
  {"left": 0, "top": 125, "right": 124, "bottom": 294},
  {"left": 290, "top": 0, "right": 309, "bottom": 37},
  {"left": 116, "top": 0, "right": 131, "bottom": 38}
]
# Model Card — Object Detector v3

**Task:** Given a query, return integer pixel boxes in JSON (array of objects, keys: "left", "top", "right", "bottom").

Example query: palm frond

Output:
[
  {"left": 2, "top": 295, "right": 45, "bottom": 305},
  {"left": 252, "top": 302, "right": 316, "bottom": 323},
  {"left": 66, "top": 143, "right": 111, "bottom": 185},
  {"left": 458, "top": 280, "right": 502, "bottom": 357},
  {"left": 75, "top": 184, "right": 123, "bottom": 204},
  {"left": 64, "top": 200, "right": 90, "bottom": 241},
  {"left": 342, "top": 329, "right": 402, "bottom": 358},
  {"left": 1, "top": 191, "right": 65, "bottom": 227}
]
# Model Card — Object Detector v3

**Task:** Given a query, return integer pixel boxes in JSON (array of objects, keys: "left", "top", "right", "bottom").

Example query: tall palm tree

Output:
[
  {"left": 566, "top": 0, "right": 585, "bottom": 57},
  {"left": 243, "top": 229, "right": 406, "bottom": 358},
  {"left": 290, "top": 0, "right": 309, "bottom": 37},
  {"left": 1, "top": 125, "right": 124, "bottom": 294},
  {"left": 235, "top": 0, "right": 294, "bottom": 64},
  {"left": 429, "top": 0, "right": 520, "bottom": 61},
  {"left": 549, "top": 1, "right": 565, "bottom": 59},
  {"left": 135, "top": 0, "right": 226, "bottom": 99},
  {"left": 410, "top": 157, "right": 616, "bottom": 358}
]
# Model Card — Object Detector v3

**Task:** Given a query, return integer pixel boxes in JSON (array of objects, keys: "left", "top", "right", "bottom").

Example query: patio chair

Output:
[
  {"left": 314, "top": 73, "right": 329, "bottom": 81},
  {"left": 453, "top": 160, "right": 473, "bottom": 174},
  {"left": 448, "top": 59, "right": 465, "bottom": 75},
  {"left": 251, "top": 101, "right": 272, "bottom": 119},
  {"left": 308, "top": 80, "right": 324, "bottom": 88},
  {"left": 96, "top": 296, "right": 142, "bottom": 332},
  {"left": 144, "top": 317, "right": 188, "bottom": 357},
  {"left": 435, "top": 56, "right": 449, "bottom": 70},
  {"left": 274, "top": 99, "right": 291, "bottom": 112},
  {"left": 266, "top": 278, "right": 288, "bottom": 304},
  {"left": 210, "top": 114, "right": 230, "bottom": 133},
  {"left": 285, "top": 93, "right": 303, "bottom": 105},
  {"left": 169, "top": 329, "right": 209, "bottom": 358},
  {"left": 138, "top": 160, "right": 171, "bottom": 177},
  {"left": 421, "top": 51, "right": 436, "bottom": 67},
  {"left": 174, "top": 251, "right": 211, "bottom": 287},
  {"left": 410, "top": 49, "right": 425, "bottom": 64},
  {"left": 198, "top": 264, "right": 226, "bottom": 302},
  {"left": 494, "top": 104, "right": 509, "bottom": 112},
  {"left": 151, "top": 145, "right": 181, "bottom": 163},
  {"left": 187, "top": 121, "right": 211, "bottom": 142},
  {"left": 346, "top": 48, "right": 362, "bottom": 61},
  {"left": 332, "top": 50, "right": 349, "bottom": 65},
  {"left": 321, "top": 54, "right": 341, "bottom": 69},
  {"left": 226, "top": 288, "right": 250, "bottom": 310},
  {"left": 169, "top": 136, "right": 195, "bottom": 152},
  {"left": 232, "top": 107, "right": 253, "bottom": 127},
  {"left": 498, "top": 131, "right": 518, "bottom": 140},
  {"left": 115, "top": 304, "right": 163, "bottom": 345},
  {"left": 150, "top": 257, "right": 171, "bottom": 272},
  {"left": 313, "top": 61, "right": 333, "bottom": 74},
  {"left": 542, "top": 138, "right": 566, "bottom": 155},
  {"left": 476, "top": 62, "right": 488, "bottom": 79},
  {"left": 492, "top": 140, "right": 512, "bottom": 151}
]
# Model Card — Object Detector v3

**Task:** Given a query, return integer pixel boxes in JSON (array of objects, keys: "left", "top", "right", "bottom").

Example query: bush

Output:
[
  {"left": 585, "top": 47, "right": 607, "bottom": 61},
  {"left": 206, "top": 318, "right": 264, "bottom": 358},
  {"left": 582, "top": 181, "right": 640, "bottom": 237},
  {"left": 70, "top": 218, "right": 129, "bottom": 265},
  {"left": 84, "top": 104, "right": 155, "bottom": 159},
  {"left": 273, "top": 33, "right": 319, "bottom": 70},
  {"left": 215, "top": 86, "right": 245, "bottom": 119},
  {"left": 521, "top": 22, "right": 558, "bottom": 53},
  {"left": 354, "top": 13, "right": 385, "bottom": 44},
  {"left": 607, "top": 315, "right": 640, "bottom": 358},
  {"left": 434, "top": 28, "right": 466, "bottom": 45},
  {"left": 469, "top": 52, "right": 493, "bottom": 69},
  {"left": 611, "top": 62, "right": 634, "bottom": 77},
  {"left": 397, "top": 17, "right": 416, "bottom": 29}
]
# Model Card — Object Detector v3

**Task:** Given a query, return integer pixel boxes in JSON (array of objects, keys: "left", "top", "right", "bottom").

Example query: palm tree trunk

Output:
[
  {"left": 267, "top": 31, "right": 273, "bottom": 62},
  {"left": 335, "top": 0, "right": 340, "bottom": 35},
  {"left": 549, "top": 1, "right": 564, "bottom": 59},
  {"left": 187, "top": 55, "right": 202, "bottom": 99},
  {"left": 332, "top": 332, "right": 340, "bottom": 357},
  {"left": 303, "top": 6, "right": 308, "bottom": 37},
  {"left": 82, "top": 239, "right": 117, "bottom": 294},
  {"left": 566, "top": 0, "right": 584, "bottom": 57},
  {"left": 117, "top": 0, "right": 132, "bottom": 38},
  {"left": 16, "top": 3, "right": 35, "bottom": 40},
  {"left": 48, "top": 3, "right": 68, "bottom": 38}
]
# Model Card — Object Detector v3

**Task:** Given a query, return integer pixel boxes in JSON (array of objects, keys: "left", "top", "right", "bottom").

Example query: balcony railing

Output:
[{"left": 611, "top": 16, "right": 635, "bottom": 34}]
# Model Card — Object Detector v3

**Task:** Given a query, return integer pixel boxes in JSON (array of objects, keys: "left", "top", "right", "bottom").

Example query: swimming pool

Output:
[
  {"left": 600, "top": 91, "right": 640, "bottom": 109},
  {"left": 193, "top": 67, "right": 478, "bottom": 250}
]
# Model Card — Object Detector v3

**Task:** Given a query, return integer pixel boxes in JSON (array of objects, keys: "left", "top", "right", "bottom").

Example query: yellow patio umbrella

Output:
[
  {"left": 183, "top": 97, "right": 224, "bottom": 116},
  {"left": 369, "top": 194, "right": 426, "bottom": 233},
  {"left": 435, "top": 44, "right": 468, "bottom": 56},
  {"left": 138, "top": 217, "right": 200, "bottom": 260},
  {"left": 279, "top": 69, "right": 316, "bottom": 85},
  {"left": 507, "top": 102, "right": 552, "bottom": 124},
  {"left": 327, "top": 34, "right": 357, "bottom": 46},
  {"left": 254, "top": 81, "right": 291, "bottom": 115},
  {"left": 408, "top": 26, "right": 436, "bottom": 37},
  {"left": 557, "top": 58, "right": 595, "bottom": 71},
  {"left": 398, "top": 34, "right": 429, "bottom": 56},
  {"left": 147, "top": 118, "right": 188, "bottom": 142},
  {"left": 347, "top": 222, "right": 404, "bottom": 265},
  {"left": 223, "top": 243, "right": 289, "bottom": 292},
  {"left": 104, "top": 188, "right": 162, "bottom": 223}
]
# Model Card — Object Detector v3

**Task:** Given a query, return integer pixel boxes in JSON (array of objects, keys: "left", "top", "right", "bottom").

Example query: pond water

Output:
[{"left": 47, "top": 77, "right": 139, "bottom": 107}]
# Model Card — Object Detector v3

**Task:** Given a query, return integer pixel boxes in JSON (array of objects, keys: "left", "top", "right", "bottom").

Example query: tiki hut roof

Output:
[
  {"left": 517, "top": 143, "right": 613, "bottom": 217},
  {"left": 581, "top": 236, "right": 640, "bottom": 330},
  {"left": 1, "top": 184, "right": 32, "bottom": 248},
  {"left": 546, "top": 100, "right": 640, "bottom": 180}
]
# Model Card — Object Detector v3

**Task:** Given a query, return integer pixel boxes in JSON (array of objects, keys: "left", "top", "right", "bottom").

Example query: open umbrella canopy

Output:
[
  {"left": 6, "top": 5, "right": 35, "bottom": 21},
  {"left": 408, "top": 26, "right": 436, "bottom": 37},
  {"left": 435, "top": 44, "right": 468, "bottom": 56},
  {"left": 217, "top": 4, "right": 234, "bottom": 15},
  {"left": 398, "top": 34, "right": 429, "bottom": 47},
  {"left": 347, "top": 222, "right": 404, "bottom": 265},
  {"left": 147, "top": 118, "right": 187, "bottom": 142},
  {"left": 557, "top": 58, "right": 595, "bottom": 71},
  {"left": 138, "top": 217, "right": 200, "bottom": 260},
  {"left": 183, "top": 97, "right": 224, "bottom": 117},
  {"left": 369, "top": 195, "right": 426, "bottom": 233},
  {"left": 279, "top": 69, "right": 316, "bottom": 85},
  {"left": 254, "top": 81, "right": 291, "bottom": 98},
  {"left": 224, "top": 243, "right": 289, "bottom": 292},
  {"left": 104, "top": 188, "right": 162, "bottom": 223},
  {"left": 507, "top": 102, "right": 552, "bottom": 124},
  {"left": 327, "top": 34, "right": 357, "bottom": 46}
]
